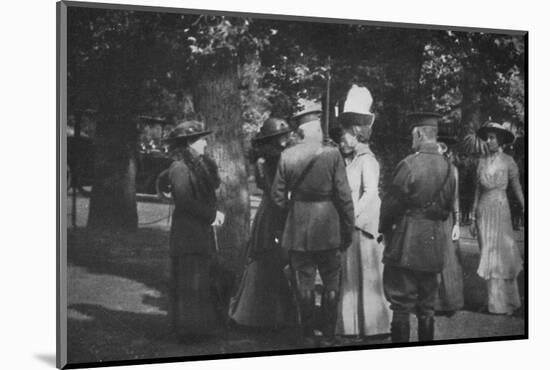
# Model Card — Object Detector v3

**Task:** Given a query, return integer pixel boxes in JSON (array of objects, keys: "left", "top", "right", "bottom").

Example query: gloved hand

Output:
[
  {"left": 451, "top": 224, "right": 460, "bottom": 241},
  {"left": 211, "top": 210, "right": 225, "bottom": 226}
]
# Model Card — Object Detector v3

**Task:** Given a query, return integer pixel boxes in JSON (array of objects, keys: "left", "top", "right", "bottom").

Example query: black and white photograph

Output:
[{"left": 56, "top": 0, "right": 530, "bottom": 368}]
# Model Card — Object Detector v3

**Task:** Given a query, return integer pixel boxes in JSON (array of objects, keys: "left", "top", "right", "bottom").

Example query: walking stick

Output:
[{"left": 212, "top": 225, "right": 219, "bottom": 253}]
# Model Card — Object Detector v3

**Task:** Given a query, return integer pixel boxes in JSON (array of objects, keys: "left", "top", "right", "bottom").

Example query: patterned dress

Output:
[
  {"left": 475, "top": 152, "right": 523, "bottom": 314},
  {"left": 336, "top": 143, "right": 392, "bottom": 336}
]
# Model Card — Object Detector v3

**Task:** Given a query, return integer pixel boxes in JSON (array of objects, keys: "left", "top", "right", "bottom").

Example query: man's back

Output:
[
  {"left": 381, "top": 142, "right": 456, "bottom": 272},
  {"left": 271, "top": 140, "right": 354, "bottom": 252}
]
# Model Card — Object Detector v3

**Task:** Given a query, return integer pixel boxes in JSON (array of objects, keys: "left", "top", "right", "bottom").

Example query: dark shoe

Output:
[
  {"left": 320, "top": 335, "right": 340, "bottom": 347},
  {"left": 390, "top": 319, "right": 410, "bottom": 343},
  {"left": 301, "top": 335, "right": 320, "bottom": 348},
  {"left": 418, "top": 316, "right": 434, "bottom": 342}
]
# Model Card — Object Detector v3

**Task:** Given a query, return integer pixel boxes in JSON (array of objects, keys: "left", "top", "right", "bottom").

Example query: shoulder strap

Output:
[
  {"left": 425, "top": 158, "right": 452, "bottom": 207},
  {"left": 290, "top": 148, "right": 322, "bottom": 192}
]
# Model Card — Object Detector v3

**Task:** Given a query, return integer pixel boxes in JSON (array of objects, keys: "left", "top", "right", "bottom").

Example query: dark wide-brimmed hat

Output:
[
  {"left": 164, "top": 120, "right": 212, "bottom": 143},
  {"left": 254, "top": 117, "right": 291, "bottom": 142},
  {"left": 339, "top": 85, "right": 376, "bottom": 128},
  {"left": 407, "top": 112, "right": 442, "bottom": 130},
  {"left": 477, "top": 122, "right": 515, "bottom": 145},
  {"left": 292, "top": 99, "right": 322, "bottom": 127}
]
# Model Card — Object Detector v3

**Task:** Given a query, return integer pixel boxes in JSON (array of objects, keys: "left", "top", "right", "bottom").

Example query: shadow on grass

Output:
[
  {"left": 66, "top": 303, "right": 308, "bottom": 365},
  {"left": 68, "top": 227, "right": 170, "bottom": 293}
]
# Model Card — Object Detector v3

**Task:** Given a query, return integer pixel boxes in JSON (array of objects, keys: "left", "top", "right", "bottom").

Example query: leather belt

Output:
[{"left": 291, "top": 191, "right": 332, "bottom": 202}]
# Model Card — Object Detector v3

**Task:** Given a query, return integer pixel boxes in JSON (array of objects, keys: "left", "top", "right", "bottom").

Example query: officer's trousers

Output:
[
  {"left": 290, "top": 250, "right": 342, "bottom": 293},
  {"left": 290, "top": 249, "right": 342, "bottom": 337},
  {"left": 383, "top": 264, "right": 439, "bottom": 318}
]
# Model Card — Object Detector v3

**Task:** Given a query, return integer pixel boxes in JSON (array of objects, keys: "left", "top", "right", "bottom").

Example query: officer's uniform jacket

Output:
[
  {"left": 380, "top": 142, "right": 456, "bottom": 272},
  {"left": 271, "top": 139, "right": 355, "bottom": 252}
]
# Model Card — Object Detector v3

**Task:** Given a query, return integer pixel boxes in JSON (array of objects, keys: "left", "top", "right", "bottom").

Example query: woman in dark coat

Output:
[
  {"left": 165, "top": 120, "right": 225, "bottom": 340},
  {"left": 228, "top": 118, "right": 294, "bottom": 329}
]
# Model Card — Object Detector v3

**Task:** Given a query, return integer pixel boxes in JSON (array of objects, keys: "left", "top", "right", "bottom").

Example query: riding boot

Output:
[
  {"left": 417, "top": 315, "right": 434, "bottom": 342},
  {"left": 320, "top": 289, "right": 339, "bottom": 346},
  {"left": 390, "top": 313, "right": 410, "bottom": 343},
  {"left": 297, "top": 290, "right": 316, "bottom": 345}
]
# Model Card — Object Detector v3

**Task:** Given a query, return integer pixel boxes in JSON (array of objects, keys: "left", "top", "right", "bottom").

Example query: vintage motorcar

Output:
[{"left": 67, "top": 134, "right": 174, "bottom": 197}]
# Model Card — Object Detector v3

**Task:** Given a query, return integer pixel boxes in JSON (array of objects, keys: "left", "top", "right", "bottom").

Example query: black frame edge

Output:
[
  {"left": 57, "top": 1, "right": 69, "bottom": 369},
  {"left": 61, "top": 0, "right": 527, "bottom": 35}
]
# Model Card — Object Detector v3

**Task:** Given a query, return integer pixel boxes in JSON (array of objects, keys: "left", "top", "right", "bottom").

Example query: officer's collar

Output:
[{"left": 415, "top": 142, "right": 440, "bottom": 154}]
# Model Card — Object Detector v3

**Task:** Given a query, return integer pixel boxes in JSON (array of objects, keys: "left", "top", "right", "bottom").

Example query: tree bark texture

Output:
[
  {"left": 87, "top": 117, "right": 139, "bottom": 231},
  {"left": 195, "top": 64, "right": 250, "bottom": 274},
  {"left": 461, "top": 66, "right": 482, "bottom": 134}
]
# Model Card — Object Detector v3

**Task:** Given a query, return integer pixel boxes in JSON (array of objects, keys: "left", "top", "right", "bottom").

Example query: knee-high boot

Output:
[
  {"left": 321, "top": 290, "right": 339, "bottom": 345},
  {"left": 298, "top": 290, "right": 316, "bottom": 338},
  {"left": 417, "top": 315, "right": 434, "bottom": 342},
  {"left": 391, "top": 312, "right": 410, "bottom": 343}
]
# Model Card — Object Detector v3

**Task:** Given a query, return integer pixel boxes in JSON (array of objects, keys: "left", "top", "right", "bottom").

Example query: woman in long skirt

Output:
[
  {"left": 471, "top": 122, "right": 525, "bottom": 315},
  {"left": 228, "top": 118, "right": 294, "bottom": 329},
  {"left": 335, "top": 85, "right": 392, "bottom": 338},
  {"left": 165, "top": 120, "right": 225, "bottom": 340}
]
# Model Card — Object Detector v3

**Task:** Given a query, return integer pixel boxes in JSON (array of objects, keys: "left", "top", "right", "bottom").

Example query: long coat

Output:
[
  {"left": 246, "top": 155, "right": 287, "bottom": 258},
  {"left": 271, "top": 140, "right": 355, "bottom": 252},
  {"left": 168, "top": 158, "right": 217, "bottom": 256},
  {"left": 380, "top": 142, "right": 456, "bottom": 272},
  {"left": 346, "top": 143, "right": 381, "bottom": 236}
]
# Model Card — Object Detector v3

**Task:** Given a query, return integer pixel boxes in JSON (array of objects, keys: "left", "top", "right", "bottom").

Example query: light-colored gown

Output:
[
  {"left": 336, "top": 143, "right": 392, "bottom": 336},
  {"left": 475, "top": 152, "right": 523, "bottom": 314}
]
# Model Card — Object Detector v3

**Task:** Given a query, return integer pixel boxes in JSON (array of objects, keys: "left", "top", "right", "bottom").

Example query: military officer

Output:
[
  {"left": 271, "top": 103, "right": 355, "bottom": 346},
  {"left": 379, "top": 112, "right": 456, "bottom": 343}
]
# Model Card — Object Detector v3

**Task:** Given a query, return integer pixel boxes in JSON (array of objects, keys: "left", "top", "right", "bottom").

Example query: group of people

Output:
[{"left": 162, "top": 84, "right": 525, "bottom": 346}]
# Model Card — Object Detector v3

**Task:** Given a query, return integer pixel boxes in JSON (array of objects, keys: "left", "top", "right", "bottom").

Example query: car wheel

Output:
[{"left": 156, "top": 169, "right": 172, "bottom": 201}]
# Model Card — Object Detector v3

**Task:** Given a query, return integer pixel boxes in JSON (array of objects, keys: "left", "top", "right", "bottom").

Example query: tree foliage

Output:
[{"left": 67, "top": 7, "right": 525, "bottom": 234}]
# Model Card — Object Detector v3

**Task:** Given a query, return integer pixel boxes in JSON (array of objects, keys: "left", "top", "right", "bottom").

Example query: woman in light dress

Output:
[
  {"left": 471, "top": 122, "right": 525, "bottom": 315},
  {"left": 335, "top": 85, "right": 391, "bottom": 338}
]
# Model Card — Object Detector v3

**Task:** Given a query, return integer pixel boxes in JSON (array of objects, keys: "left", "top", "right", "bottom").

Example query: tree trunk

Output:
[
  {"left": 87, "top": 116, "right": 138, "bottom": 231},
  {"left": 195, "top": 64, "right": 250, "bottom": 274},
  {"left": 461, "top": 66, "right": 482, "bottom": 134}
]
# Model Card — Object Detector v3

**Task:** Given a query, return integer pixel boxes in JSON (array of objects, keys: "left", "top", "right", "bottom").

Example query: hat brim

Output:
[
  {"left": 477, "top": 126, "right": 514, "bottom": 145},
  {"left": 292, "top": 109, "right": 322, "bottom": 119},
  {"left": 164, "top": 130, "right": 212, "bottom": 143},
  {"left": 253, "top": 127, "right": 292, "bottom": 142},
  {"left": 292, "top": 110, "right": 322, "bottom": 126},
  {"left": 339, "top": 112, "right": 375, "bottom": 128}
]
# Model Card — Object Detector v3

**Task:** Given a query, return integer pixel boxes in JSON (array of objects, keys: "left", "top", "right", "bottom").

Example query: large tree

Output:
[{"left": 67, "top": 8, "right": 269, "bottom": 271}]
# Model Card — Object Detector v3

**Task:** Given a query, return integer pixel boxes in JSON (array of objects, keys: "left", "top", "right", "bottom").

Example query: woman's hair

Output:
[
  {"left": 344, "top": 125, "right": 372, "bottom": 143},
  {"left": 248, "top": 135, "right": 286, "bottom": 163},
  {"left": 168, "top": 135, "right": 204, "bottom": 152},
  {"left": 487, "top": 129, "right": 503, "bottom": 146}
]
